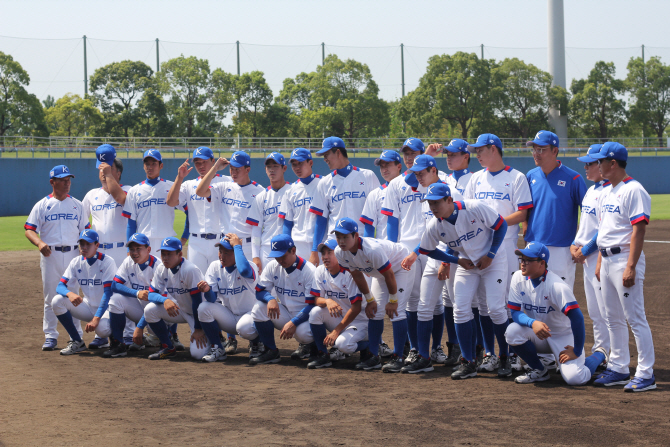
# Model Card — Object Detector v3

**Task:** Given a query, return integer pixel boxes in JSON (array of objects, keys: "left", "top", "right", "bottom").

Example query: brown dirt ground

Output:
[{"left": 1, "top": 223, "right": 669, "bottom": 447}]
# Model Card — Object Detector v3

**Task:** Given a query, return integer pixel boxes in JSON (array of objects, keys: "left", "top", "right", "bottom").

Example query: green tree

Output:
[
  {"left": 42, "top": 95, "right": 55, "bottom": 109},
  {"left": 45, "top": 93, "right": 104, "bottom": 137},
  {"left": 626, "top": 56, "right": 670, "bottom": 146},
  {"left": 235, "top": 71, "right": 273, "bottom": 138},
  {"left": 569, "top": 61, "right": 627, "bottom": 139},
  {"left": 133, "top": 87, "right": 173, "bottom": 137},
  {"left": 278, "top": 71, "right": 327, "bottom": 138},
  {"left": 0, "top": 51, "right": 47, "bottom": 136}
]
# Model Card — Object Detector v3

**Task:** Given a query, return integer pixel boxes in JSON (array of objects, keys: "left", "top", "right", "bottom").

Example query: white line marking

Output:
[{"left": 645, "top": 240, "right": 670, "bottom": 243}]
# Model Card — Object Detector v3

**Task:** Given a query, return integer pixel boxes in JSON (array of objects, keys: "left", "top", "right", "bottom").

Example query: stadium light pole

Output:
[
  {"left": 83, "top": 35, "right": 88, "bottom": 97},
  {"left": 156, "top": 38, "right": 160, "bottom": 72},
  {"left": 548, "top": 0, "right": 568, "bottom": 144}
]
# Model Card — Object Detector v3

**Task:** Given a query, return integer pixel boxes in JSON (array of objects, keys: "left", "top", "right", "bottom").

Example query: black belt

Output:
[
  {"left": 245, "top": 237, "right": 251, "bottom": 243},
  {"left": 100, "top": 242, "right": 125, "bottom": 249},
  {"left": 600, "top": 247, "right": 621, "bottom": 257},
  {"left": 191, "top": 233, "right": 222, "bottom": 240},
  {"left": 51, "top": 245, "right": 78, "bottom": 252}
]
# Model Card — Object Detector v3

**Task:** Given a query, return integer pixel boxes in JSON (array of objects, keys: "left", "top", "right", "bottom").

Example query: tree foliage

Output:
[
  {"left": 0, "top": 51, "right": 47, "bottom": 136},
  {"left": 44, "top": 93, "right": 103, "bottom": 137},
  {"left": 626, "top": 56, "right": 670, "bottom": 146}
]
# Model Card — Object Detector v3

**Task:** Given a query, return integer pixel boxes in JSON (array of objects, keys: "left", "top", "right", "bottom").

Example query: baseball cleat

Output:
[
  {"left": 148, "top": 345, "right": 177, "bottom": 360},
  {"left": 451, "top": 359, "right": 478, "bottom": 380},
  {"left": 510, "top": 354, "right": 522, "bottom": 371},
  {"left": 125, "top": 336, "right": 145, "bottom": 351},
  {"left": 452, "top": 355, "right": 466, "bottom": 372},
  {"left": 431, "top": 345, "right": 448, "bottom": 364},
  {"left": 328, "top": 347, "right": 347, "bottom": 361},
  {"left": 404, "top": 348, "right": 419, "bottom": 366},
  {"left": 379, "top": 342, "right": 393, "bottom": 358},
  {"left": 88, "top": 337, "right": 110, "bottom": 350},
  {"left": 170, "top": 334, "right": 185, "bottom": 351},
  {"left": 593, "top": 369, "right": 630, "bottom": 387},
  {"left": 497, "top": 355, "right": 513, "bottom": 378},
  {"left": 623, "top": 376, "right": 657, "bottom": 392},
  {"left": 60, "top": 340, "right": 86, "bottom": 356},
  {"left": 358, "top": 354, "right": 382, "bottom": 371},
  {"left": 249, "top": 348, "right": 281, "bottom": 365},
  {"left": 478, "top": 353, "right": 499, "bottom": 372},
  {"left": 202, "top": 346, "right": 227, "bottom": 362},
  {"left": 290, "top": 343, "right": 312, "bottom": 360},
  {"left": 144, "top": 333, "right": 161, "bottom": 347},
  {"left": 103, "top": 342, "right": 128, "bottom": 358},
  {"left": 249, "top": 341, "right": 262, "bottom": 358},
  {"left": 401, "top": 356, "right": 434, "bottom": 374},
  {"left": 224, "top": 337, "right": 238, "bottom": 355},
  {"left": 307, "top": 352, "right": 332, "bottom": 369},
  {"left": 354, "top": 348, "right": 373, "bottom": 370},
  {"left": 594, "top": 347, "right": 608, "bottom": 373},
  {"left": 382, "top": 354, "right": 404, "bottom": 373},
  {"left": 475, "top": 345, "right": 485, "bottom": 369},
  {"left": 443, "top": 343, "right": 461, "bottom": 367},
  {"left": 42, "top": 338, "right": 57, "bottom": 351},
  {"left": 523, "top": 356, "right": 557, "bottom": 372},
  {"left": 515, "top": 366, "right": 550, "bottom": 384}
]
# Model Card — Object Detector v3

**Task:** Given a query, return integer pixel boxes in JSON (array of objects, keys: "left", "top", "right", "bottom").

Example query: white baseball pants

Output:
[
  {"left": 369, "top": 268, "right": 415, "bottom": 323},
  {"left": 197, "top": 301, "right": 258, "bottom": 340},
  {"left": 40, "top": 250, "right": 82, "bottom": 340},
  {"left": 51, "top": 295, "right": 111, "bottom": 339},
  {"left": 143, "top": 302, "right": 209, "bottom": 360},
  {"left": 308, "top": 306, "right": 369, "bottom": 354},
  {"left": 582, "top": 253, "right": 610, "bottom": 354},
  {"left": 251, "top": 301, "right": 314, "bottom": 344}
]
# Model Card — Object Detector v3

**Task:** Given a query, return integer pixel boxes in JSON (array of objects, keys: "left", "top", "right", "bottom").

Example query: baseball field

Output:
[{"left": 0, "top": 215, "right": 668, "bottom": 446}]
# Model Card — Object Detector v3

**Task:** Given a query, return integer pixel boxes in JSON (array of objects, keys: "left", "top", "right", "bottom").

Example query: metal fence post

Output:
[{"left": 83, "top": 35, "right": 88, "bottom": 96}]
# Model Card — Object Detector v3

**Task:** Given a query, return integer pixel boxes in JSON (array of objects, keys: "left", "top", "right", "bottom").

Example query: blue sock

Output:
[
  {"left": 444, "top": 306, "right": 458, "bottom": 346},
  {"left": 368, "top": 319, "right": 384, "bottom": 356},
  {"left": 493, "top": 321, "right": 509, "bottom": 357},
  {"left": 512, "top": 340, "right": 543, "bottom": 370},
  {"left": 431, "top": 313, "right": 444, "bottom": 350},
  {"left": 228, "top": 333, "right": 236, "bottom": 340},
  {"left": 417, "top": 319, "right": 433, "bottom": 358},
  {"left": 169, "top": 323, "right": 178, "bottom": 336},
  {"left": 392, "top": 319, "right": 409, "bottom": 357},
  {"left": 455, "top": 319, "right": 475, "bottom": 361},
  {"left": 310, "top": 323, "right": 328, "bottom": 353},
  {"left": 585, "top": 351, "right": 606, "bottom": 374},
  {"left": 148, "top": 320, "right": 173, "bottom": 349},
  {"left": 479, "top": 314, "right": 495, "bottom": 354},
  {"left": 406, "top": 311, "right": 418, "bottom": 350},
  {"left": 200, "top": 321, "right": 223, "bottom": 349},
  {"left": 254, "top": 320, "right": 277, "bottom": 350},
  {"left": 472, "top": 307, "right": 483, "bottom": 348},
  {"left": 109, "top": 312, "right": 127, "bottom": 343},
  {"left": 356, "top": 341, "right": 369, "bottom": 352},
  {"left": 56, "top": 311, "right": 82, "bottom": 342}
]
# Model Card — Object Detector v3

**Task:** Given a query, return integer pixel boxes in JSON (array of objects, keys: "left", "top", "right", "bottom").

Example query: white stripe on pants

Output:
[
  {"left": 308, "top": 306, "right": 368, "bottom": 354},
  {"left": 582, "top": 254, "right": 610, "bottom": 354},
  {"left": 197, "top": 301, "right": 258, "bottom": 340}
]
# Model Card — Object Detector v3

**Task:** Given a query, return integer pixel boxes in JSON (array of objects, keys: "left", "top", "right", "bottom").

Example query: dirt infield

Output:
[{"left": 1, "top": 224, "right": 669, "bottom": 446}]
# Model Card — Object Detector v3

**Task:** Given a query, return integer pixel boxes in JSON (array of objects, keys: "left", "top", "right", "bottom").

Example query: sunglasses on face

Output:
[{"left": 518, "top": 258, "right": 541, "bottom": 265}]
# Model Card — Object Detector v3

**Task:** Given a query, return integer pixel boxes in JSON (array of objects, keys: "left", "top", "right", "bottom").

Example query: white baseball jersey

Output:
[
  {"left": 359, "top": 183, "right": 388, "bottom": 239},
  {"left": 597, "top": 176, "right": 651, "bottom": 248},
  {"left": 445, "top": 169, "right": 473, "bottom": 196},
  {"left": 246, "top": 183, "right": 291, "bottom": 258},
  {"left": 309, "top": 164, "right": 380, "bottom": 232},
  {"left": 418, "top": 200, "right": 506, "bottom": 263},
  {"left": 507, "top": 269, "right": 579, "bottom": 335},
  {"left": 255, "top": 256, "right": 317, "bottom": 314},
  {"left": 204, "top": 260, "right": 259, "bottom": 315},
  {"left": 209, "top": 180, "right": 264, "bottom": 239},
  {"left": 464, "top": 166, "right": 533, "bottom": 241},
  {"left": 573, "top": 180, "right": 611, "bottom": 247},
  {"left": 60, "top": 252, "right": 117, "bottom": 309},
  {"left": 82, "top": 185, "right": 132, "bottom": 244},
  {"left": 25, "top": 194, "right": 88, "bottom": 245},
  {"left": 149, "top": 258, "right": 204, "bottom": 310},
  {"left": 278, "top": 174, "right": 323, "bottom": 248},
  {"left": 179, "top": 174, "right": 230, "bottom": 235},
  {"left": 335, "top": 237, "right": 408, "bottom": 280},
  {"left": 312, "top": 264, "right": 366, "bottom": 322},
  {"left": 113, "top": 254, "right": 162, "bottom": 293},
  {"left": 122, "top": 178, "right": 178, "bottom": 239}
]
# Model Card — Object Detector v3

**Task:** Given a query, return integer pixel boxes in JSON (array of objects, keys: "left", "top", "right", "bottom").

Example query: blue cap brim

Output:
[
  {"left": 53, "top": 174, "right": 75, "bottom": 179},
  {"left": 268, "top": 249, "right": 288, "bottom": 258},
  {"left": 229, "top": 161, "right": 246, "bottom": 167},
  {"left": 316, "top": 148, "right": 332, "bottom": 155},
  {"left": 576, "top": 155, "right": 597, "bottom": 163},
  {"left": 401, "top": 145, "right": 422, "bottom": 152},
  {"left": 467, "top": 142, "right": 488, "bottom": 149},
  {"left": 409, "top": 165, "right": 428, "bottom": 172},
  {"left": 421, "top": 194, "right": 448, "bottom": 202},
  {"left": 290, "top": 156, "right": 310, "bottom": 162},
  {"left": 160, "top": 246, "right": 180, "bottom": 251},
  {"left": 444, "top": 147, "right": 467, "bottom": 153},
  {"left": 330, "top": 229, "right": 355, "bottom": 235},
  {"left": 78, "top": 237, "right": 97, "bottom": 244},
  {"left": 318, "top": 240, "right": 338, "bottom": 252},
  {"left": 374, "top": 156, "right": 398, "bottom": 166},
  {"left": 215, "top": 241, "right": 234, "bottom": 250},
  {"left": 144, "top": 155, "right": 161, "bottom": 162},
  {"left": 515, "top": 248, "right": 539, "bottom": 258},
  {"left": 590, "top": 152, "right": 608, "bottom": 160},
  {"left": 193, "top": 154, "right": 213, "bottom": 160}
]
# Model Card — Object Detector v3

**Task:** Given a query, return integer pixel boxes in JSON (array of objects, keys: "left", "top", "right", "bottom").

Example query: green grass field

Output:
[{"left": 3, "top": 196, "right": 668, "bottom": 252}]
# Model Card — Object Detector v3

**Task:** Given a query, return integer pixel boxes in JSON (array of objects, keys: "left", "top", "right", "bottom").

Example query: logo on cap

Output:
[
  {"left": 82, "top": 230, "right": 89, "bottom": 237},
  {"left": 272, "top": 241, "right": 279, "bottom": 250},
  {"left": 535, "top": 131, "right": 543, "bottom": 140},
  {"left": 428, "top": 185, "right": 436, "bottom": 195},
  {"left": 99, "top": 154, "right": 106, "bottom": 160},
  {"left": 292, "top": 149, "right": 300, "bottom": 157},
  {"left": 163, "top": 238, "right": 170, "bottom": 246},
  {"left": 337, "top": 219, "right": 347, "bottom": 229},
  {"left": 195, "top": 148, "right": 202, "bottom": 156}
]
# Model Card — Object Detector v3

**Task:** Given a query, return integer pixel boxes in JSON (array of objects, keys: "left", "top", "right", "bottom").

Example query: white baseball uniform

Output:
[
  {"left": 359, "top": 182, "right": 388, "bottom": 240},
  {"left": 278, "top": 174, "right": 323, "bottom": 259},
  {"left": 247, "top": 183, "right": 291, "bottom": 267},
  {"left": 108, "top": 254, "right": 162, "bottom": 329}
]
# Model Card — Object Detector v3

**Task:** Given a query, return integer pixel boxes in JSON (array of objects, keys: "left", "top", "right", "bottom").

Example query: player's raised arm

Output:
[
  {"left": 195, "top": 157, "right": 229, "bottom": 197},
  {"left": 167, "top": 158, "right": 192, "bottom": 207}
]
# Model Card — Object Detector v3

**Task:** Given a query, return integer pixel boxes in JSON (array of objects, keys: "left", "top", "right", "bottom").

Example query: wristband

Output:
[
  {"left": 135, "top": 290, "right": 140, "bottom": 298},
  {"left": 364, "top": 293, "right": 375, "bottom": 303},
  {"left": 389, "top": 293, "right": 398, "bottom": 304}
]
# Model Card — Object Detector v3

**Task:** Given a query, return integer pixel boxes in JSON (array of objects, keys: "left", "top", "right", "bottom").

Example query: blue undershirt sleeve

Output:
[
  {"left": 94, "top": 286, "right": 113, "bottom": 318},
  {"left": 282, "top": 219, "right": 294, "bottom": 236},
  {"left": 363, "top": 223, "right": 375, "bottom": 238},
  {"left": 148, "top": 292, "right": 167, "bottom": 304},
  {"left": 290, "top": 304, "right": 315, "bottom": 326},
  {"left": 255, "top": 290, "right": 276, "bottom": 303},
  {"left": 312, "top": 215, "right": 327, "bottom": 251},
  {"left": 181, "top": 210, "right": 190, "bottom": 240},
  {"left": 511, "top": 309, "right": 536, "bottom": 329},
  {"left": 386, "top": 216, "right": 399, "bottom": 243},
  {"left": 111, "top": 281, "right": 139, "bottom": 298},
  {"left": 137, "top": 316, "right": 147, "bottom": 330},
  {"left": 487, "top": 220, "right": 508, "bottom": 259},
  {"left": 581, "top": 232, "right": 599, "bottom": 257},
  {"left": 425, "top": 248, "right": 459, "bottom": 264},
  {"left": 56, "top": 282, "right": 70, "bottom": 297},
  {"left": 567, "top": 308, "right": 586, "bottom": 357},
  {"left": 413, "top": 244, "right": 420, "bottom": 255},
  {"left": 126, "top": 219, "right": 137, "bottom": 243},
  {"left": 204, "top": 289, "right": 217, "bottom": 303},
  {"left": 191, "top": 291, "right": 203, "bottom": 330},
  {"left": 234, "top": 245, "right": 254, "bottom": 279}
]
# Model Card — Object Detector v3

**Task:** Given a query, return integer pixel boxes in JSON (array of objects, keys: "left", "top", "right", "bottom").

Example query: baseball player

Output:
[
  {"left": 142, "top": 237, "right": 210, "bottom": 361},
  {"left": 506, "top": 242, "right": 608, "bottom": 385},
  {"left": 333, "top": 218, "right": 414, "bottom": 372},
  {"left": 307, "top": 238, "right": 369, "bottom": 369},
  {"left": 51, "top": 230, "right": 116, "bottom": 355},
  {"left": 308, "top": 137, "right": 380, "bottom": 266},
  {"left": 247, "top": 152, "right": 291, "bottom": 271},
  {"left": 359, "top": 150, "right": 402, "bottom": 239},
  {"left": 525, "top": 131, "right": 587, "bottom": 290},
  {"left": 195, "top": 233, "right": 262, "bottom": 362},
  {"left": 25, "top": 165, "right": 88, "bottom": 350},
  {"left": 250, "top": 234, "right": 317, "bottom": 365},
  {"left": 570, "top": 144, "right": 611, "bottom": 365},
  {"left": 195, "top": 151, "right": 264, "bottom": 262},
  {"left": 465, "top": 133, "right": 533, "bottom": 375},
  {"left": 410, "top": 183, "right": 508, "bottom": 380},
  {"left": 591, "top": 142, "right": 656, "bottom": 392}
]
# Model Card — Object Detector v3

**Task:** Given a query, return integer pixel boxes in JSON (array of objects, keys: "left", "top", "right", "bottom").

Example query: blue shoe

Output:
[
  {"left": 88, "top": 337, "right": 110, "bottom": 350},
  {"left": 593, "top": 369, "right": 630, "bottom": 387},
  {"left": 42, "top": 338, "right": 57, "bottom": 351},
  {"left": 624, "top": 376, "right": 657, "bottom": 392}
]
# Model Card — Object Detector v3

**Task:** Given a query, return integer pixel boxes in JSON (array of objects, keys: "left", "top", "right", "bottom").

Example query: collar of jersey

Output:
[
  {"left": 486, "top": 166, "right": 511, "bottom": 177},
  {"left": 144, "top": 177, "right": 162, "bottom": 186},
  {"left": 596, "top": 179, "right": 608, "bottom": 189},
  {"left": 170, "top": 257, "right": 185, "bottom": 274},
  {"left": 403, "top": 170, "right": 419, "bottom": 189},
  {"left": 285, "top": 256, "right": 306, "bottom": 274},
  {"left": 452, "top": 169, "right": 469, "bottom": 181},
  {"left": 333, "top": 164, "right": 354, "bottom": 178},
  {"left": 82, "top": 252, "right": 105, "bottom": 266},
  {"left": 139, "top": 255, "right": 156, "bottom": 271},
  {"left": 299, "top": 174, "right": 316, "bottom": 185},
  {"left": 529, "top": 269, "right": 548, "bottom": 288},
  {"left": 223, "top": 264, "right": 237, "bottom": 273},
  {"left": 445, "top": 210, "right": 458, "bottom": 225},
  {"left": 197, "top": 174, "right": 221, "bottom": 181},
  {"left": 330, "top": 265, "right": 347, "bottom": 278},
  {"left": 239, "top": 181, "right": 258, "bottom": 188}
]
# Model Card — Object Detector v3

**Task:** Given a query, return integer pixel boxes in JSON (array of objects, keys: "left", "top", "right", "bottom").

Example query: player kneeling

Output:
[
  {"left": 251, "top": 234, "right": 317, "bottom": 365},
  {"left": 142, "top": 237, "right": 210, "bottom": 360},
  {"left": 506, "top": 242, "right": 607, "bottom": 385},
  {"left": 52, "top": 230, "right": 116, "bottom": 355},
  {"left": 195, "top": 233, "right": 262, "bottom": 363},
  {"left": 307, "top": 239, "right": 370, "bottom": 369}
]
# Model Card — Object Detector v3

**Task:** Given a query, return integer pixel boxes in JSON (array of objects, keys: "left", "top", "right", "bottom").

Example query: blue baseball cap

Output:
[
  {"left": 143, "top": 149, "right": 162, "bottom": 162},
  {"left": 468, "top": 133, "right": 503, "bottom": 150},
  {"left": 49, "top": 165, "right": 75, "bottom": 179},
  {"left": 126, "top": 233, "right": 150, "bottom": 247},
  {"left": 526, "top": 130, "right": 559, "bottom": 148},
  {"left": 576, "top": 144, "right": 603, "bottom": 163},
  {"left": 331, "top": 217, "right": 359, "bottom": 235},
  {"left": 444, "top": 139, "right": 470, "bottom": 154},
  {"left": 215, "top": 237, "right": 234, "bottom": 250},
  {"left": 401, "top": 138, "right": 425, "bottom": 153},
  {"left": 193, "top": 146, "right": 214, "bottom": 160},
  {"left": 78, "top": 229, "right": 99, "bottom": 244},
  {"left": 591, "top": 141, "right": 628, "bottom": 162},
  {"left": 318, "top": 238, "right": 338, "bottom": 253},
  {"left": 422, "top": 183, "right": 452, "bottom": 201},
  {"left": 230, "top": 151, "right": 251, "bottom": 167},
  {"left": 265, "top": 152, "right": 286, "bottom": 166},
  {"left": 317, "top": 136, "right": 346, "bottom": 155},
  {"left": 268, "top": 234, "right": 295, "bottom": 258},
  {"left": 159, "top": 237, "right": 182, "bottom": 252},
  {"left": 96, "top": 144, "right": 117, "bottom": 168},
  {"left": 290, "top": 148, "right": 312, "bottom": 162},
  {"left": 515, "top": 241, "right": 550, "bottom": 264},
  {"left": 374, "top": 150, "right": 402, "bottom": 166},
  {"left": 408, "top": 154, "right": 437, "bottom": 172}
]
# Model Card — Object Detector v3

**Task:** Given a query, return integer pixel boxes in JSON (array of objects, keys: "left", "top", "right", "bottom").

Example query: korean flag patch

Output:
[{"left": 557, "top": 180, "right": 566, "bottom": 187}]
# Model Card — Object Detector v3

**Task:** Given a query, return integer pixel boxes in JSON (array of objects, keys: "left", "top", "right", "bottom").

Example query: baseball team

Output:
[{"left": 24, "top": 131, "right": 656, "bottom": 392}]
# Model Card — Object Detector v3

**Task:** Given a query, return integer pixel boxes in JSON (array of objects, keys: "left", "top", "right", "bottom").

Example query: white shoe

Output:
[
  {"left": 431, "top": 345, "right": 448, "bottom": 364},
  {"left": 404, "top": 348, "right": 419, "bottom": 365},
  {"left": 60, "top": 340, "right": 86, "bottom": 356},
  {"left": 510, "top": 354, "right": 522, "bottom": 371},
  {"left": 202, "top": 346, "right": 227, "bottom": 362},
  {"left": 328, "top": 348, "right": 347, "bottom": 361},
  {"left": 478, "top": 353, "right": 499, "bottom": 372},
  {"left": 515, "top": 366, "right": 550, "bottom": 384},
  {"left": 144, "top": 333, "right": 161, "bottom": 347}
]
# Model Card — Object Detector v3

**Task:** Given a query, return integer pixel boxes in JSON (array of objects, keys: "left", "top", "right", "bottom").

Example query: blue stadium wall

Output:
[{"left": 1, "top": 156, "right": 668, "bottom": 216}]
